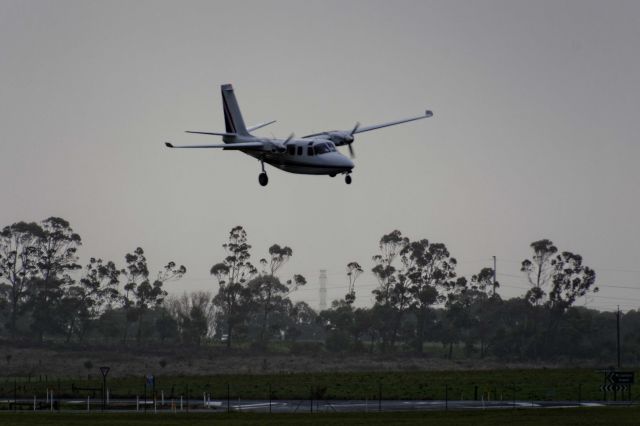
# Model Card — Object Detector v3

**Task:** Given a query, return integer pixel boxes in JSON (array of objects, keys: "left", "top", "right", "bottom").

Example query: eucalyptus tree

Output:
[
  {"left": 30, "top": 217, "right": 82, "bottom": 342},
  {"left": 345, "top": 262, "right": 363, "bottom": 305},
  {"left": 403, "top": 240, "right": 457, "bottom": 354},
  {"left": 521, "top": 239, "right": 597, "bottom": 358},
  {"left": 166, "top": 291, "right": 215, "bottom": 345},
  {"left": 64, "top": 257, "right": 121, "bottom": 342},
  {"left": 210, "top": 226, "right": 257, "bottom": 347},
  {"left": 521, "top": 239, "right": 558, "bottom": 305},
  {"left": 0, "top": 221, "right": 44, "bottom": 339},
  {"left": 371, "top": 230, "right": 410, "bottom": 351},
  {"left": 254, "top": 244, "right": 292, "bottom": 343},
  {"left": 121, "top": 247, "right": 186, "bottom": 344},
  {"left": 445, "top": 268, "right": 497, "bottom": 357}
]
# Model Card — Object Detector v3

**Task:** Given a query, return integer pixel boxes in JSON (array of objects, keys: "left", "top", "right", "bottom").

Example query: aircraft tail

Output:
[{"left": 221, "top": 84, "right": 250, "bottom": 137}]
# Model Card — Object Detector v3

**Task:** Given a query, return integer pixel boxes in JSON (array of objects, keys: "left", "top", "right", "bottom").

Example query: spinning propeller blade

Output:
[{"left": 347, "top": 122, "right": 359, "bottom": 158}]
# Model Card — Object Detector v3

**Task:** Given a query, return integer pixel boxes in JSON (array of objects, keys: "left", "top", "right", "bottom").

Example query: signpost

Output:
[
  {"left": 597, "top": 369, "right": 634, "bottom": 401},
  {"left": 146, "top": 375, "right": 155, "bottom": 413},
  {"left": 99, "top": 366, "right": 110, "bottom": 412}
]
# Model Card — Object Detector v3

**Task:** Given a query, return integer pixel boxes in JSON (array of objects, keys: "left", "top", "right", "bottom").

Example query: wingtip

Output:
[
  {"left": 165, "top": 142, "right": 174, "bottom": 148},
  {"left": 425, "top": 110, "right": 434, "bottom": 117}
]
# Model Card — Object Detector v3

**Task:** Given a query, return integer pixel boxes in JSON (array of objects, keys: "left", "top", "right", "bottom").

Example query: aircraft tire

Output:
[
  {"left": 345, "top": 175, "right": 352, "bottom": 185},
  {"left": 259, "top": 173, "right": 269, "bottom": 186}
]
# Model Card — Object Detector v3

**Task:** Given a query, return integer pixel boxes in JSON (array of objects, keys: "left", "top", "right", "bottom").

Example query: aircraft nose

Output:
[{"left": 341, "top": 155, "right": 354, "bottom": 169}]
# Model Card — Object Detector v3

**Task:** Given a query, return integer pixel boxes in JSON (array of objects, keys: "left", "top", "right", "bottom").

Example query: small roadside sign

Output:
[
  {"left": 608, "top": 371, "right": 635, "bottom": 385},
  {"left": 600, "top": 384, "right": 628, "bottom": 392}
]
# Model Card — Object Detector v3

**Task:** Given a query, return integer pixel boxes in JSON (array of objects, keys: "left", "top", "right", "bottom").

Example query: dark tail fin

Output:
[{"left": 221, "top": 84, "right": 249, "bottom": 136}]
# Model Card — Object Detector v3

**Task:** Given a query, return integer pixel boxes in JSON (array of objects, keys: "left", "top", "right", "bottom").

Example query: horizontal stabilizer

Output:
[
  {"left": 185, "top": 131, "right": 237, "bottom": 137},
  {"left": 164, "top": 141, "right": 265, "bottom": 150},
  {"left": 247, "top": 120, "right": 276, "bottom": 132}
]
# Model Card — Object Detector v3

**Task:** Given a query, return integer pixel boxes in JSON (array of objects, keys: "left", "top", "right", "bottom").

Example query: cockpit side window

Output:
[
  {"left": 314, "top": 143, "right": 332, "bottom": 155},
  {"left": 307, "top": 146, "right": 314, "bottom": 156}
]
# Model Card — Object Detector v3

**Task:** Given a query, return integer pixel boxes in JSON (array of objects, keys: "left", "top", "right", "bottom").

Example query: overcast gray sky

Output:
[{"left": 1, "top": 0, "right": 639, "bottom": 311}]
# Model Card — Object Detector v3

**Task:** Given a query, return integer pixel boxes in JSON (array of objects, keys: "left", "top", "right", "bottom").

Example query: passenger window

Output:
[
  {"left": 308, "top": 147, "right": 314, "bottom": 156},
  {"left": 287, "top": 145, "right": 295, "bottom": 155},
  {"left": 297, "top": 146, "right": 302, "bottom": 155}
]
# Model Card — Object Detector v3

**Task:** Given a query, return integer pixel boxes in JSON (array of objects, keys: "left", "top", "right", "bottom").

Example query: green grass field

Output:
[
  {"left": 0, "top": 407, "right": 639, "bottom": 426},
  {"left": 0, "top": 368, "right": 634, "bottom": 402}
]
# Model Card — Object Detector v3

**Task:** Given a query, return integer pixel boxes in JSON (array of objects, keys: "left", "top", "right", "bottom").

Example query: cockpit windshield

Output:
[{"left": 313, "top": 142, "right": 336, "bottom": 155}]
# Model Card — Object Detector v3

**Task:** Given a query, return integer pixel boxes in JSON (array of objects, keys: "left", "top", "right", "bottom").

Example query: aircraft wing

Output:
[
  {"left": 164, "top": 142, "right": 265, "bottom": 150},
  {"left": 303, "top": 110, "right": 433, "bottom": 138},
  {"left": 353, "top": 110, "right": 433, "bottom": 134}
]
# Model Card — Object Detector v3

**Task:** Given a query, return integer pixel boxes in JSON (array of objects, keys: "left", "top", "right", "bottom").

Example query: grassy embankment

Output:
[{"left": 0, "top": 368, "right": 635, "bottom": 402}]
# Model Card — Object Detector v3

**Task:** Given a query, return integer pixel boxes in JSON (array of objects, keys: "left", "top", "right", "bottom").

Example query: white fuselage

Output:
[{"left": 228, "top": 135, "right": 354, "bottom": 175}]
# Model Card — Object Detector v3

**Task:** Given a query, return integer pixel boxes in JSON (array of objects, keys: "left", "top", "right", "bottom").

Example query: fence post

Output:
[
  {"left": 268, "top": 383, "right": 272, "bottom": 414},
  {"left": 378, "top": 382, "right": 382, "bottom": 412},
  {"left": 227, "top": 383, "right": 230, "bottom": 414},
  {"left": 512, "top": 383, "right": 516, "bottom": 408},
  {"left": 445, "top": 384, "right": 448, "bottom": 411},
  {"left": 578, "top": 384, "right": 581, "bottom": 404},
  {"left": 310, "top": 386, "right": 313, "bottom": 413},
  {"left": 33, "top": 395, "right": 36, "bottom": 412},
  {"left": 87, "top": 396, "right": 90, "bottom": 412}
]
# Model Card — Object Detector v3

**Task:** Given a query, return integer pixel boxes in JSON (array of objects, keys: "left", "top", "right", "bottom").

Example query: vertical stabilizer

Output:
[{"left": 221, "top": 84, "right": 250, "bottom": 137}]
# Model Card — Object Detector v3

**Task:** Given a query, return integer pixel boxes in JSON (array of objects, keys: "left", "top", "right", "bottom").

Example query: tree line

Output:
[{"left": 1, "top": 217, "right": 638, "bottom": 363}]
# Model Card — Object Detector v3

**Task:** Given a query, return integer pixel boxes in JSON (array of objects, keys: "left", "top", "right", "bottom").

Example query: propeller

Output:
[
  {"left": 283, "top": 133, "right": 295, "bottom": 145},
  {"left": 346, "top": 122, "right": 360, "bottom": 158},
  {"left": 275, "top": 133, "right": 295, "bottom": 153}
]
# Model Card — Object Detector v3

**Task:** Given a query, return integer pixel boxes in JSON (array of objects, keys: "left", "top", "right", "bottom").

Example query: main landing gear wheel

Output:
[
  {"left": 345, "top": 174, "right": 352, "bottom": 185},
  {"left": 259, "top": 172, "right": 269, "bottom": 186}
]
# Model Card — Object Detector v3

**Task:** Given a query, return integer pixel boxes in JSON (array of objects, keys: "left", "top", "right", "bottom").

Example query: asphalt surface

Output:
[{"left": 0, "top": 398, "right": 634, "bottom": 413}]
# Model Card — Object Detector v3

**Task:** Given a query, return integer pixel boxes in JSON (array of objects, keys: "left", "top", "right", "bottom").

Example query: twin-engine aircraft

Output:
[{"left": 164, "top": 84, "right": 433, "bottom": 186}]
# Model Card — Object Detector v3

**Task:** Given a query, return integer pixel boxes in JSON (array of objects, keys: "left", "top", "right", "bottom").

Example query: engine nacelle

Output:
[{"left": 320, "top": 131, "right": 354, "bottom": 146}]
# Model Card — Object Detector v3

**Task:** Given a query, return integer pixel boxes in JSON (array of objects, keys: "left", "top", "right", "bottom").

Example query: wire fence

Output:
[{"left": 0, "top": 373, "right": 636, "bottom": 413}]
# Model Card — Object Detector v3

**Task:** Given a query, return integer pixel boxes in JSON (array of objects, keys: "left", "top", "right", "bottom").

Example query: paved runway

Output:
[{"left": 2, "top": 398, "right": 632, "bottom": 413}]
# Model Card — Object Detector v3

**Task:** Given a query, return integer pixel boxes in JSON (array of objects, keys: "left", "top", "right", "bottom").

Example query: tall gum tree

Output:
[
  {"left": 521, "top": 239, "right": 597, "bottom": 358},
  {"left": 0, "top": 222, "right": 44, "bottom": 339},
  {"left": 31, "top": 217, "right": 82, "bottom": 342},
  {"left": 122, "top": 247, "right": 185, "bottom": 344},
  {"left": 210, "top": 226, "right": 256, "bottom": 348}
]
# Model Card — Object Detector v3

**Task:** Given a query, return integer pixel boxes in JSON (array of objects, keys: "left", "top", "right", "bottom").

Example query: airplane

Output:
[{"left": 164, "top": 84, "right": 433, "bottom": 186}]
